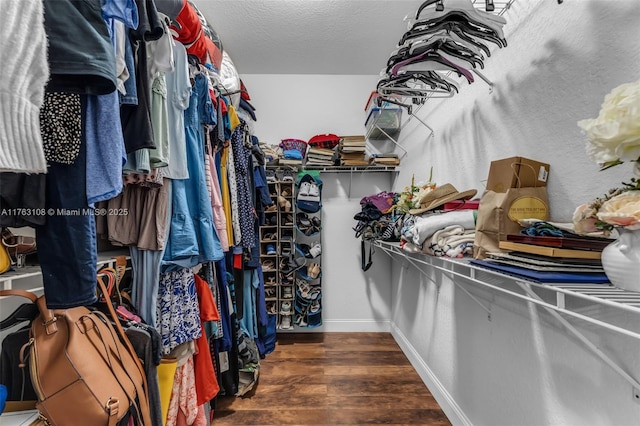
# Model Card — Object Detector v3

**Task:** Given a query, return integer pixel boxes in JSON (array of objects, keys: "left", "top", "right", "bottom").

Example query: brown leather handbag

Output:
[{"left": 1, "top": 276, "right": 152, "bottom": 426}]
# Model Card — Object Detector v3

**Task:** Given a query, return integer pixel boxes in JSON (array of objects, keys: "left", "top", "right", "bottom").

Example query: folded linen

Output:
[
  {"left": 423, "top": 225, "right": 475, "bottom": 258},
  {"left": 407, "top": 210, "right": 476, "bottom": 246}
]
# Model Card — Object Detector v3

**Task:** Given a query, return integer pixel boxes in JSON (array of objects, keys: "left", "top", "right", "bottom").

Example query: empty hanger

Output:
[
  {"left": 410, "top": 12, "right": 506, "bottom": 47},
  {"left": 407, "top": 31, "right": 485, "bottom": 57},
  {"left": 377, "top": 71, "right": 458, "bottom": 98},
  {"left": 388, "top": 50, "right": 475, "bottom": 84},
  {"left": 402, "top": 24, "right": 492, "bottom": 57},
  {"left": 413, "top": 0, "right": 507, "bottom": 30}
]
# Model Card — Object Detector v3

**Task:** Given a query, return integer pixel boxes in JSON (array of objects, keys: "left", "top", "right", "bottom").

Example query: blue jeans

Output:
[{"left": 36, "top": 116, "right": 97, "bottom": 309}]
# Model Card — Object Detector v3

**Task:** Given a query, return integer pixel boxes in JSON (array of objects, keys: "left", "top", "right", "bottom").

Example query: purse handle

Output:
[
  {"left": 0, "top": 288, "right": 39, "bottom": 302},
  {"left": 96, "top": 271, "right": 153, "bottom": 426}
]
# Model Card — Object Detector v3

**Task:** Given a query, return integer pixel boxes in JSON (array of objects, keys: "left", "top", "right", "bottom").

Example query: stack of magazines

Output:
[
  {"left": 338, "top": 135, "right": 368, "bottom": 166},
  {"left": 470, "top": 233, "right": 613, "bottom": 283},
  {"left": 369, "top": 153, "right": 400, "bottom": 167},
  {"left": 305, "top": 147, "right": 336, "bottom": 166}
]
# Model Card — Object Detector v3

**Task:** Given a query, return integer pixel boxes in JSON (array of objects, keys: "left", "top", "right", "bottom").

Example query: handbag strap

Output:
[
  {"left": 361, "top": 239, "right": 374, "bottom": 271},
  {"left": 96, "top": 275, "right": 153, "bottom": 426},
  {"left": 0, "top": 289, "right": 38, "bottom": 303}
]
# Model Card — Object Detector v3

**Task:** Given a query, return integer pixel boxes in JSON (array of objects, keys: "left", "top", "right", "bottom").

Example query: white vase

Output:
[{"left": 601, "top": 229, "right": 640, "bottom": 293}]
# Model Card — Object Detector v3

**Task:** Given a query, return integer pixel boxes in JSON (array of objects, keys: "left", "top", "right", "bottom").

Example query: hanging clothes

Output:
[
  {"left": 164, "top": 41, "right": 191, "bottom": 180},
  {"left": 84, "top": 0, "right": 140, "bottom": 206},
  {"left": 43, "top": 0, "right": 116, "bottom": 95},
  {"left": 205, "top": 150, "right": 230, "bottom": 252},
  {"left": 163, "top": 73, "right": 223, "bottom": 267},
  {"left": 35, "top": 113, "right": 98, "bottom": 309},
  {"left": 216, "top": 154, "right": 233, "bottom": 246},
  {"left": 166, "top": 357, "right": 203, "bottom": 426},
  {"left": 0, "top": 0, "right": 49, "bottom": 173},
  {"left": 157, "top": 268, "right": 202, "bottom": 355},
  {"left": 193, "top": 274, "right": 220, "bottom": 405},
  {"left": 230, "top": 121, "right": 257, "bottom": 249},
  {"left": 120, "top": 0, "right": 164, "bottom": 154}
]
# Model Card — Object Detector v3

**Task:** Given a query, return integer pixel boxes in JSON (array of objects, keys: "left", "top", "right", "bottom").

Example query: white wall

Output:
[
  {"left": 391, "top": 0, "right": 640, "bottom": 425},
  {"left": 396, "top": 0, "right": 640, "bottom": 220},
  {"left": 241, "top": 2, "right": 640, "bottom": 422},
  {"left": 241, "top": 74, "right": 394, "bottom": 331}
]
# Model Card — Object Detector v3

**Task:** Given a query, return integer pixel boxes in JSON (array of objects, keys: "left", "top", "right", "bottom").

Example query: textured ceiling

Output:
[{"left": 193, "top": 0, "right": 427, "bottom": 75}]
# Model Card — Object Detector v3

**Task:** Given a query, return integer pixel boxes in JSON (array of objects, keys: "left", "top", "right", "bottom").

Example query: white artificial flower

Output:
[
  {"left": 597, "top": 190, "right": 640, "bottom": 230},
  {"left": 578, "top": 79, "right": 640, "bottom": 167}
]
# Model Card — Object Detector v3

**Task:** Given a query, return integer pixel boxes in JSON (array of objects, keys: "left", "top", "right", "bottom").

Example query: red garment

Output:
[
  {"left": 170, "top": 1, "right": 222, "bottom": 70},
  {"left": 193, "top": 274, "right": 220, "bottom": 405},
  {"left": 219, "top": 97, "right": 228, "bottom": 115},
  {"left": 233, "top": 252, "right": 242, "bottom": 270},
  {"left": 240, "top": 80, "right": 251, "bottom": 101}
]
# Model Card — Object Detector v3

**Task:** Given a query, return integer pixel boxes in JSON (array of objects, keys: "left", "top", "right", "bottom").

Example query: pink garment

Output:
[
  {"left": 175, "top": 404, "right": 207, "bottom": 426},
  {"left": 206, "top": 152, "right": 230, "bottom": 251},
  {"left": 166, "top": 357, "right": 199, "bottom": 426}
]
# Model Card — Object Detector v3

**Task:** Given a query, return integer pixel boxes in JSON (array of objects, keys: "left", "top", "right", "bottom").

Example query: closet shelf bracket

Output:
[
  {"left": 472, "top": 69, "right": 494, "bottom": 93},
  {"left": 407, "top": 110, "right": 436, "bottom": 138},
  {"left": 379, "top": 244, "right": 492, "bottom": 317},
  {"left": 515, "top": 281, "right": 640, "bottom": 393},
  {"left": 374, "top": 240, "right": 640, "bottom": 396}
]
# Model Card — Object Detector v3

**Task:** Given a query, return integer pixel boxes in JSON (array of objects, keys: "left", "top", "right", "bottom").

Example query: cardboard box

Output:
[{"left": 486, "top": 156, "right": 550, "bottom": 192}]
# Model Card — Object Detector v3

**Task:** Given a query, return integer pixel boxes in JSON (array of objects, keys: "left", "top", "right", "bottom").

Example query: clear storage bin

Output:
[{"left": 365, "top": 106, "right": 402, "bottom": 140}]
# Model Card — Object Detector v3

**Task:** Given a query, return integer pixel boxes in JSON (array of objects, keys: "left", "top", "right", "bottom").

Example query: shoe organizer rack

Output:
[
  {"left": 260, "top": 169, "right": 296, "bottom": 330},
  {"left": 291, "top": 172, "right": 323, "bottom": 328},
  {"left": 260, "top": 168, "right": 324, "bottom": 330}
]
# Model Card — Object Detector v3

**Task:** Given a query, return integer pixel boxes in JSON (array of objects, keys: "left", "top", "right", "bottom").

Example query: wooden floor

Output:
[{"left": 213, "top": 332, "right": 451, "bottom": 425}]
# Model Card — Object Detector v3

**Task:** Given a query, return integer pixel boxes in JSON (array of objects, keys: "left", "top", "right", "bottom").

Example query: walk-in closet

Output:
[{"left": 1, "top": 0, "right": 639, "bottom": 425}]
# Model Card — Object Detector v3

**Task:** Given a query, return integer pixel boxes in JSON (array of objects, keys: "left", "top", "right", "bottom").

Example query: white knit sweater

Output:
[{"left": 0, "top": 0, "right": 49, "bottom": 173}]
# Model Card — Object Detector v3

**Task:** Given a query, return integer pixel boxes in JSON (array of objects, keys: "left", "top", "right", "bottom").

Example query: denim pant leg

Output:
[{"left": 36, "top": 129, "right": 97, "bottom": 309}]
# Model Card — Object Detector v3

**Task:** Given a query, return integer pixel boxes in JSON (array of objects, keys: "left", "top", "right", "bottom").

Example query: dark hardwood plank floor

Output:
[{"left": 213, "top": 332, "right": 451, "bottom": 425}]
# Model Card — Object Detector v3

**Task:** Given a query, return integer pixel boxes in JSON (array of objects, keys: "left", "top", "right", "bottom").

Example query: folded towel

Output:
[
  {"left": 424, "top": 225, "right": 475, "bottom": 257},
  {"left": 407, "top": 210, "right": 476, "bottom": 246}
]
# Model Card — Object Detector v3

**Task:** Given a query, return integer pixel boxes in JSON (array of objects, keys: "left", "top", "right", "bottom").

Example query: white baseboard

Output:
[{"left": 390, "top": 323, "right": 472, "bottom": 426}]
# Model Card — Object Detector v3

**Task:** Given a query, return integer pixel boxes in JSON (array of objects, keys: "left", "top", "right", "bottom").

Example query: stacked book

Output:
[
  {"left": 278, "top": 158, "right": 303, "bottom": 166},
  {"left": 338, "top": 135, "right": 369, "bottom": 166},
  {"left": 369, "top": 153, "right": 400, "bottom": 167},
  {"left": 305, "top": 147, "right": 336, "bottom": 167},
  {"left": 470, "top": 233, "right": 614, "bottom": 283}
]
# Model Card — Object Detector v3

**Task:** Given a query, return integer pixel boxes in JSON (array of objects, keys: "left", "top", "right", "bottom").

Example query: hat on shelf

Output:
[{"left": 408, "top": 183, "right": 477, "bottom": 215}]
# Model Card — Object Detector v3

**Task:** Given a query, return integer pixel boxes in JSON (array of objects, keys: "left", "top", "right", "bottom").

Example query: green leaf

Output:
[{"left": 600, "top": 160, "right": 624, "bottom": 171}]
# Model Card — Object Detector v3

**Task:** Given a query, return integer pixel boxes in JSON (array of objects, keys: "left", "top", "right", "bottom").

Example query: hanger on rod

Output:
[
  {"left": 404, "top": 24, "right": 492, "bottom": 57},
  {"left": 405, "top": 38, "right": 485, "bottom": 69},
  {"left": 388, "top": 50, "right": 475, "bottom": 84},
  {"left": 400, "top": 18, "right": 501, "bottom": 51},
  {"left": 485, "top": 0, "right": 495, "bottom": 12},
  {"left": 410, "top": 11, "right": 506, "bottom": 47},
  {"left": 413, "top": 4, "right": 506, "bottom": 29},
  {"left": 416, "top": 0, "right": 446, "bottom": 18},
  {"left": 377, "top": 71, "right": 458, "bottom": 99}
]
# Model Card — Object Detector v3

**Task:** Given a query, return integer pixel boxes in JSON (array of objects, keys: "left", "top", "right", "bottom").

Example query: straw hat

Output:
[{"left": 408, "top": 183, "right": 477, "bottom": 215}]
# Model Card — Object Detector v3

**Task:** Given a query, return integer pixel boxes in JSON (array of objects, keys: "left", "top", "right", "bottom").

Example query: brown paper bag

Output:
[{"left": 473, "top": 186, "right": 549, "bottom": 259}]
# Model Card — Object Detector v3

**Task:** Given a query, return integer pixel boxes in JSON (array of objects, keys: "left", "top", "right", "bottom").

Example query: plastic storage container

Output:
[{"left": 365, "top": 107, "right": 402, "bottom": 140}]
